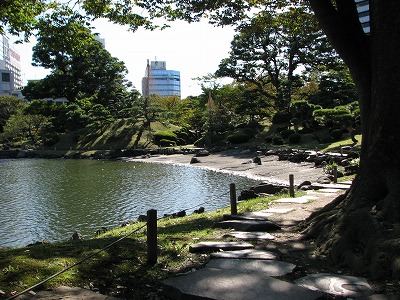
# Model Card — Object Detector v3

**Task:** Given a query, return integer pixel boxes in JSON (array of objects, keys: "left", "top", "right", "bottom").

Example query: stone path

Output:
[{"left": 162, "top": 183, "right": 383, "bottom": 300}]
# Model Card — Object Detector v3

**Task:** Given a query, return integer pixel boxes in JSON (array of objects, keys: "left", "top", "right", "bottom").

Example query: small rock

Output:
[
  {"left": 253, "top": 156, "right": 262, "bottom": 165},
  {"left": 190, "top": 157, "right": 200, "bottom": 164},
  {"left": 137, "top": 214, "right": 147, "bottom": 222},
  {"left": 71, "top": 231, "right": 83, "bottom": 241}
]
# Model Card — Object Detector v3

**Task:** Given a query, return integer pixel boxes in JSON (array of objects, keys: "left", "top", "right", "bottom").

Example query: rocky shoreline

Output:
[{"left": 1, "top": 147, "right": 359, "bottom": 185}]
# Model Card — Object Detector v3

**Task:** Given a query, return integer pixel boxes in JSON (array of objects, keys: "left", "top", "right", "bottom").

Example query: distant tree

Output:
[
  {"left": 309, "top": 68, "right": 358, "bottom": 108},
  {"left": 2, "top": 113, "right": 49, "bottom": 146},
  {"left": 22, "top": 12, "right": 130, "bottom": 106},
  {"left": 0, "top": 96, "right": 25, "bottom": 132},
  {"left": 216, "top": 8, "right": 339, "bottom": 111},
  {"left": 88, "top": 104, "right": 114, "bottom": 130}
]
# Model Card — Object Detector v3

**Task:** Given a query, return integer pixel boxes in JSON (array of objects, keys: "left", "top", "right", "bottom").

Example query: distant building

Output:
[
  {"left": 355, "top": 0, "right": 370, "bottom": 34},
  {"left": 0, "top": 34, "right": 23, "bottom": 97},
  {"left": 142, "top": 60, "right": 181, "bottom": 97}
]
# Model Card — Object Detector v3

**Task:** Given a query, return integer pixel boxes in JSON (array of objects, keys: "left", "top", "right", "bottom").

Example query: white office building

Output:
[
  {"left": 0, "top": 34, "right": 23, "bottom": 97},
  {"left": 142, "top": 60, "right": 181, "bottom": 97}
]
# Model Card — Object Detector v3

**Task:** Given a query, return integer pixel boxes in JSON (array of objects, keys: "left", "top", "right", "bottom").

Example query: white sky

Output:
[{"left": 11, "top": 19, "right": 235, "bottom": 98}]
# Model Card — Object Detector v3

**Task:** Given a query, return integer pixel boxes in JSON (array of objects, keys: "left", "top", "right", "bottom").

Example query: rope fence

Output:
[
  {"left": 6, "top": 183, "right": 249, "bottom": 300},
  {"left": 6, "top": 175, "right": 298, "bottom": 300}
]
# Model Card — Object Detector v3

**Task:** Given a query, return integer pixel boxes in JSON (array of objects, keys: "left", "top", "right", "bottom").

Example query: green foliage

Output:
[
  {"left": 153, "top": 131, "right": 177, "bottom": 145},
  {"left": 0, "top": 96, "right": 25, "bottom": 133},
  {"left": 226, "top": 132, "right": 250, "bottom": 144},
  {"left": 272, "top": 111, "right": 292, "bottom": 124},
  {"left": 280, "top": 129, "right": 295, "bottom": 139},
  {"left": 272, "top": 136, "right": 284, "bottom": 145},
  {"left": 1, "top": 112, "right": 49, "bottom": 146},
  {"left": 288, "top": 133, "right": 301, "bottom": 144},
  {"left": 216, "top": 8, "right": 338, "bottom": 111},
  {"left": 22, "top": 13, "right": 130, "bottom": 107},
  {"left": 309, "top": 69, "right": 358, "bottom": 108},
  {"left": 330, "top": 129, "right": 343, "bottom": 140},
  {"left": 159, "top": 139, "right": 176, "bottom": 147}
]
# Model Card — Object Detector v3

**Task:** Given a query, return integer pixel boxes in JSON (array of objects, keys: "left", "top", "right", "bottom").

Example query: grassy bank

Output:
[{"left": 0, "top": 193, "right": 287, "bottom": 299}]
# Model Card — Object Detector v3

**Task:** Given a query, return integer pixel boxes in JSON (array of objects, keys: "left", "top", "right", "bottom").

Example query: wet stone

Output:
[
  {"left": 210, "top": 249, "right": 280, "bottom": 260},
  {"left": 189, "top": 241, "right": 254, "bottom": 253},
  {"left": 223, "top": 231, "right": 275, "bottom": 240},
  {"left": 295, "top": 273, "right": 374, "bottom": 298}
]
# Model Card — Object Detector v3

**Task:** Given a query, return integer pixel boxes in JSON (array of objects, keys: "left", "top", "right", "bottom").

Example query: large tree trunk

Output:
[{"left": 305, "top": 1, "right": 400, "bottom": 279}]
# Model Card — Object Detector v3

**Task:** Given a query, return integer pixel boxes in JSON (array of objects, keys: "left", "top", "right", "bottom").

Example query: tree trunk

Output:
[{"left": 304, "top": 1, "right": 400, "bottom": 279}]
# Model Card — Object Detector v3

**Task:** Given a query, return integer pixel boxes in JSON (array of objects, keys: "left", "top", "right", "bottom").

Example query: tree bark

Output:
[{"left": 304, "top": 1, "right": 400, "bottom": 279}]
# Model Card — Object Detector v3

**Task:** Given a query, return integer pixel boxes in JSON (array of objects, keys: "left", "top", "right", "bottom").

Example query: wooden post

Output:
[
  {"left": 146, "top": 209, "right": 157, "bottom": 265},
  {"left": 333, "top": 166, "right": 338, "bottom": 183},
  {"left": 230, "top": 183, "right": 237, "bottom": 215},
  {"left": 289, "top": 174, "right": 295, "bottom": 197}
]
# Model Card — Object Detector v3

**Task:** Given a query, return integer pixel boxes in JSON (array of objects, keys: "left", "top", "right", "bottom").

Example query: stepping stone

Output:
[
  {"left": 215, "top": 220, "right": 281, "bottom": 232},
  {"left": 275, "top": 195, "right": 318, "bottom": 204},
  {"left": 223, "top": 231, "right": 275, "bottom": 240},
  {"left": 163, "top": 268, "right": 322, "bottom": 300},
  {"left": 314, "top": 188, "right": 343, "bottom": 193},
  {"left": 206, "top": 259, "right": 296, "bottom": 276},
  {"left": 223, "top": 214, "right": 269, "bottom": 221},
  {"left": 189, "top": 241, "right": 254, "bottom": 253},
  {"left": 260, "top": 208, "right": 295, "bottom": 214},
  {"left": 241, "top": 211, "right": 274, "bottom": 218},
  {"left": 338, "top": 180, "right": 353, "bottom": 185},
  {"left": 311, "top": 183, "right": 351, "bottom": 190},
  {"left": 295, "top": 273, "right": 374, "bottom": 298},
  {"left": 210, "top": 249, "right": 280, "bottom": 260},
  {"left": 364, "top": 295, "right": 400, "bottom": 300}
]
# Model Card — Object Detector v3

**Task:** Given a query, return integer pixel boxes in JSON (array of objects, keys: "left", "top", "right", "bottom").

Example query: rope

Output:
[
  {"left": 6, "top": 187, "right": 237, "bottom": 299},
  {"left": 6, "top": 223, "right": 147, "bottom": 300}
]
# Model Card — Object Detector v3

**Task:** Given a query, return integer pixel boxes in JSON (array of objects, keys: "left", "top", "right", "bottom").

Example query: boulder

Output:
[
  {"left": 253, "top": 156, "right": 262, "bottom": 165},
  {"left": 195, "top": 150, "right": 209, "bottom": 157},
  {"left": 238, "top": 189, "right": 258, "bottom": 201},
  {"left": 190, "top": 157, "right": 200, "bottom": 164},
  {"left": 251, "top": 183, "right": 287, "bottom": 194}
]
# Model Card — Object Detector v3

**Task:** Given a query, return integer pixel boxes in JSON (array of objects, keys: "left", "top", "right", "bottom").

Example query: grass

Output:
[{"left": 0, "top": 193, "right": 288, "bottom": 299}]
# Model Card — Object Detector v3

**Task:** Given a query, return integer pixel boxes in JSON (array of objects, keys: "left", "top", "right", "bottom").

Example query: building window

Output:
[{"left": 2, "top": 72, "right": 10, "bottom": 82}]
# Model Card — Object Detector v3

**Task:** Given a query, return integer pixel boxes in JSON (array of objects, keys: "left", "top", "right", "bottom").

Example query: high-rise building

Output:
[
  {"left": 142, "top": 60, "right": 181, "bottom": 97},
  {"left": 355, "top": 0, "right": 370, "bottom": 34},
  {"left": 0, "top": 34, "right": 23, "bottom": 96}
]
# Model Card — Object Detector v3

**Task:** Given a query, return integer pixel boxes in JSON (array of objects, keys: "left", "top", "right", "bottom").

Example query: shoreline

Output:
[{"left": 127, "top": 149, "right": 326, "bottom": 186}]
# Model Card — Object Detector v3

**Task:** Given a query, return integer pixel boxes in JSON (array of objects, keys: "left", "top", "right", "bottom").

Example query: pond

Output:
[{"left": 0, "top": 158, "right": 260, "bottom": 247}]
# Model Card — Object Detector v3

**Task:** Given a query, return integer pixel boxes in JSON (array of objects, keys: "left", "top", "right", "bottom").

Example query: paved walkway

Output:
[{"left": 162, "top": 182, "right": 390, "bottom": 300}]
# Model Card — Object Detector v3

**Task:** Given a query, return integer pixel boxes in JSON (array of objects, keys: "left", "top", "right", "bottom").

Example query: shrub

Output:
[
  {"left": 242, "top": 127, "right": 258, "bottom": 138},
  {"left": 153, "top": 131, "right": 177, "bottom": 145},
  {"left": 265, "top": 136, "right": 273, "bottom": 143},
  {"left": 226, "top": 132, "right": 250, "bottom": 144},
  {"left": 159, "top": 139, "right": 176, "bottom": 147},
  {"left": 330, "top": 129, "right": 343, "bottom": 140},
  {"left": 272, "top": 111, "right": 292, "bottom": 124},
  {"left": 276, "top": 126, "right": 287, "bottom": 133},
  {"left": 272, "top": 137, "right": 284, "bottom": 145},
  {"left": 280, "top": 129, "right": 295, "bottom": 139},
  {"left": 288, "top": 133, "right": 301, "bottom": 144}
]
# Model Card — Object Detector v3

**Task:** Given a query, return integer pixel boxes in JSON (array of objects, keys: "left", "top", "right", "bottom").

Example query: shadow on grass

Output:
[{"left": 0, "top": 213, "right": 227, "bottom": 299}]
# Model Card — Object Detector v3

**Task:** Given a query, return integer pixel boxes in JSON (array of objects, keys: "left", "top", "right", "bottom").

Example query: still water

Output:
[{"left": 0, "top": 158, "right": 259, "bottom": 247}]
